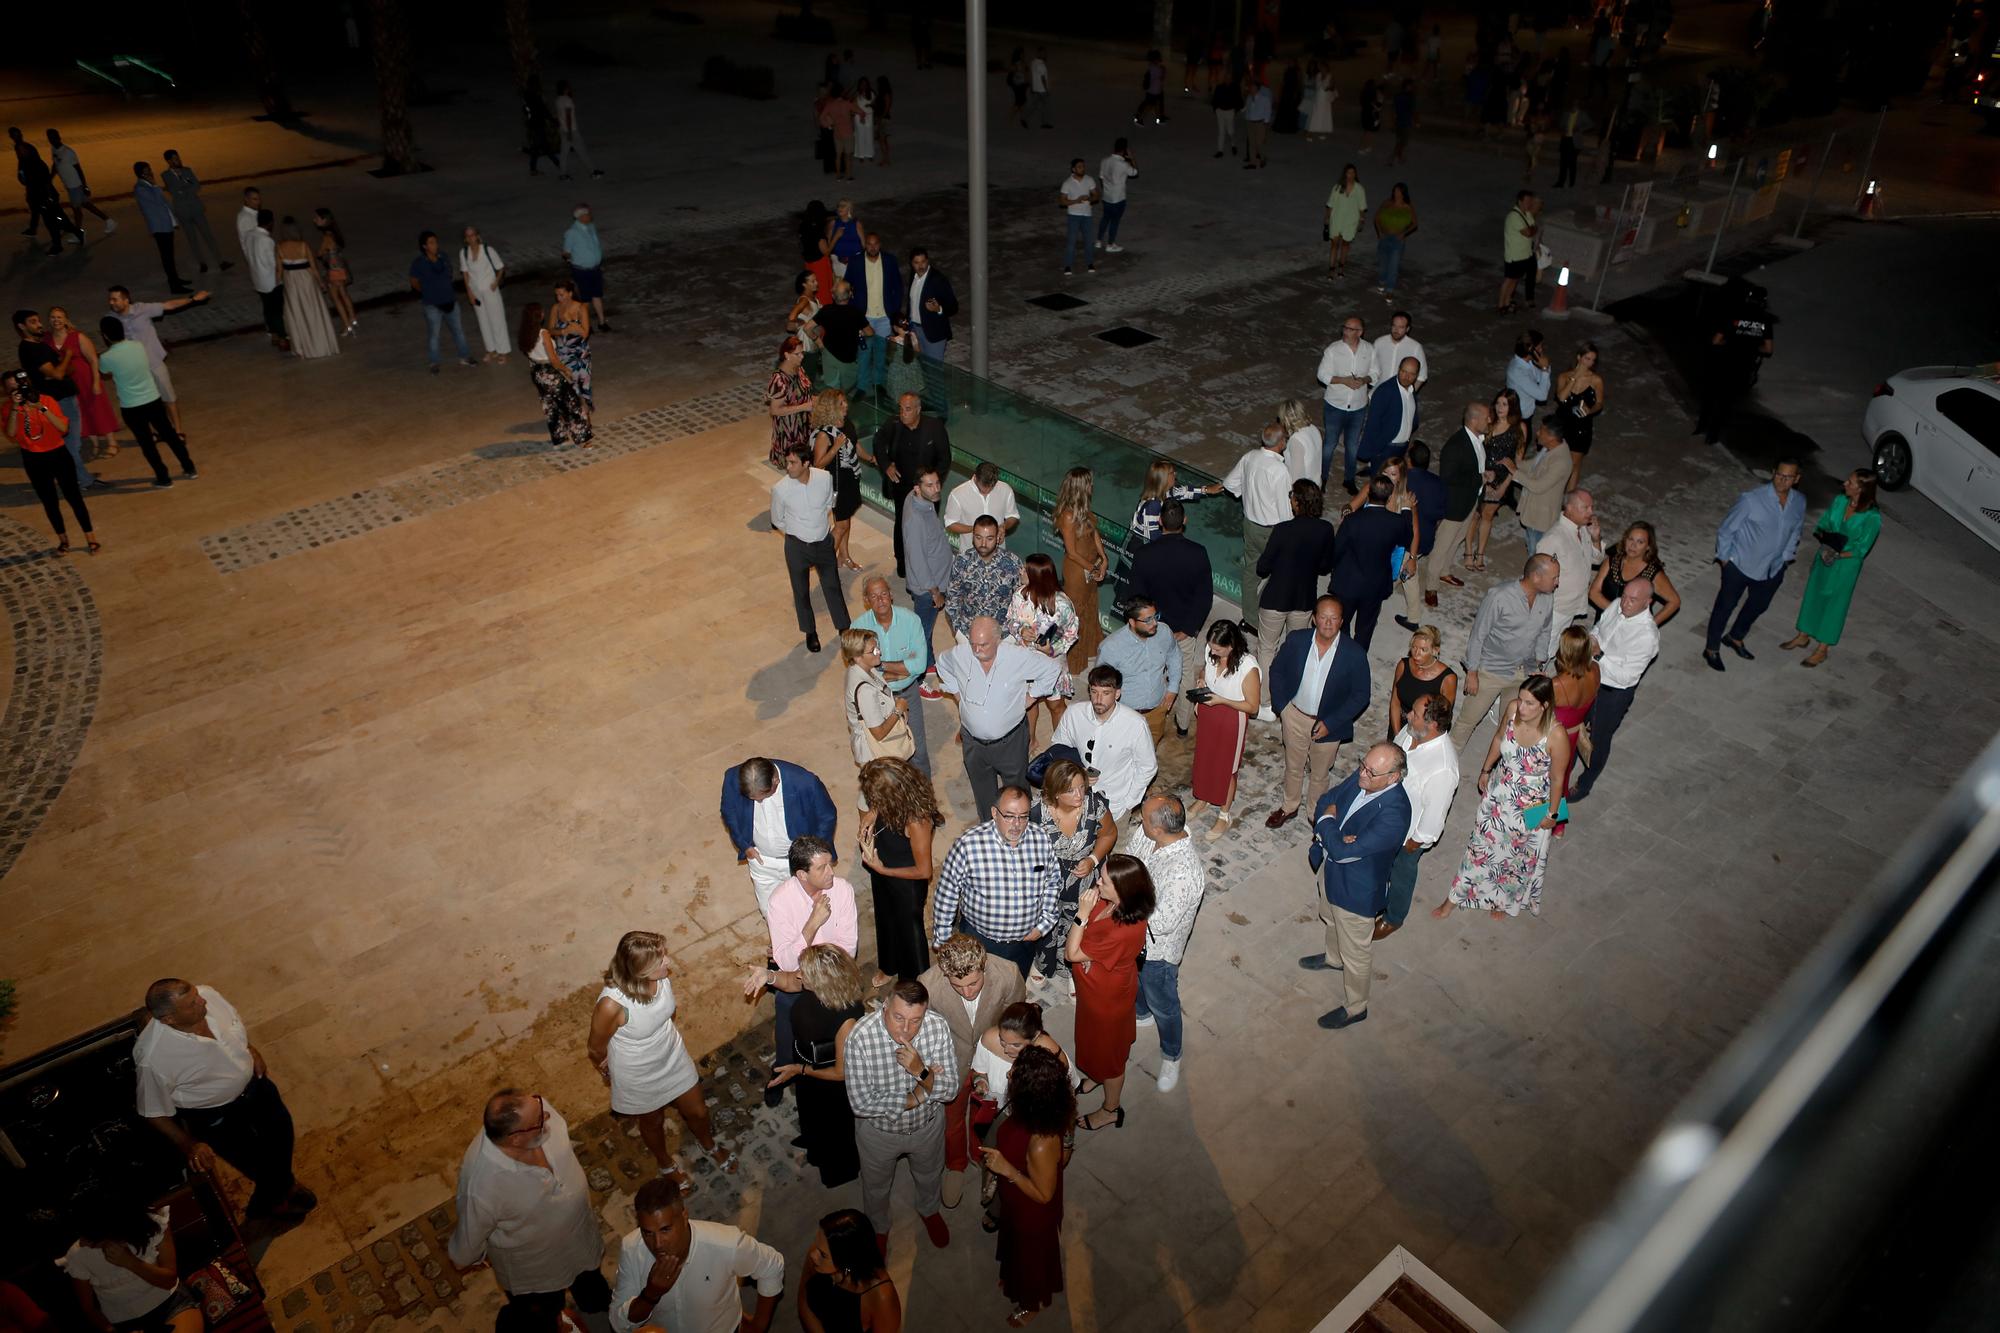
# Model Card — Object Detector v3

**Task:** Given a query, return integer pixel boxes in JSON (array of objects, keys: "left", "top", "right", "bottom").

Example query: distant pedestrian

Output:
[
  {"left": 15, "top": 137, "right": 80, "bottom": 253},
  {"left": 824, "top": 84, "right": 857, "bottom": 180},
  {"left": 876, "top": 75, "right": 896, "bottom": 166},
  {"left": 518, "top": 304, "right": 591, "bottom": 447},
  {"left": 245, "top": 208, "right": 290, "bottom": 351},
  {"left": 521, "top": 81, "right": 561, "bottom": 175},
  {"left": 1703, "top": 460, "right": 1806, "bottom": 671},
  {"left": 1211, "top": 73, "right": 1243, "bottom": 157},
  {"left": 131, "top": 163, "right": 191, "bottom": 294},
  {"left": 1007, "top": 49, "right": 1032, "bottom": 128},
  {"left": 1390, "top": 79, "right": 1418, "bottom": 164},
  {"left": 1358, "top": 77, "right": 1384, "bottom": 151},
  {"left": 1029, "top": 47, "right": 1053, "bottom": 126},
  {"left": 1780, "top": 469, "right": 1881, "bottom": 669},
  {"left": 1058, "top": 159, "right": 1098, "bottom": 277},
  {"left": 1097, "top": 139, "right": 1138, "bottom": 253},
  {"left": 312, "top": 208, "right": 356, "bottom": 333},
  {"left": 408, "top": 231, "right": 473, "bottom": 372},
  {"left": 1323, "top": 164, "right": 1367, "bottom": 282},
  {"left": 561, "top": 204, "right": 612, "bottom": 330},
  {"left": 847, "top": 231, "right": 901, "bottom": 395},
  {"left": 854, "top": 77, "right": 877, "bottom": 163},
  {"left": 5, "top": 371, "right": 96, "bottom": 554},
  {"left": 1135, "top": 50, "right": 1167, "bottom": 124},
  {"left": 46, "top": 130, "right": 114, "bottom": 234},
  {"left": 771, "top": 441, "right": 852, "bottom": 653},
  {"left": 548, "top": 279, "right": 594, "bottom": 416},
  {"left": 552, "top": 81, "right": 602, "bottom": 180},
  {"left": 1374, "top": 184, "right": 1418, "bottom": 295},
  {"left": 96, "top": 317, "right": 196, "bottom": 488},
  {"left": 1315, "top": 314, "right": 1375, "bottom": 492},
  {"left": 1497, "top": 189, "right": 1541, "bottom": 312},
  {"left": 1243, "top": 77, "right": 1273, "bottom": 167},
  {"left": 460, "top": 226, "right": 509, "bottom": 363},
  {"left": 160, "top": 150, "right": 228, "bottom": 274},
  {"left": 234, "top": 186, "right": 263, "bottom": 268}
]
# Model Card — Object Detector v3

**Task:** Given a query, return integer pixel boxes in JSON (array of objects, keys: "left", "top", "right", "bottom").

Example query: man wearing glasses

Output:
[
  {"left": 1094, "top": 597, "right": 1181, "bottom": 741},
  {"left": 930, "top": 785, "right": 1062, "bottom": 976},
  {"left": 448, "top": 1090, "right": 609, "bottom": 1332},
  {"left": 1302, "top": 743, "right": 1411, "bottom": 1030}
]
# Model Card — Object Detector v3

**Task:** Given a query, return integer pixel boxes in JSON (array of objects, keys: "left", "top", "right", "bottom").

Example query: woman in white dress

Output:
[
  {"left": 275, "top": 218, "right": 341, "bottom": 359},
  {"left": 853, "top": 77, "right": 877, "bottom": 162},
  {"left": 1305, "top": 61, "right": 1337, "bottom": 138},
  {"left": 587, "top": 930, "right": 738, "bottom": 1184},
  {"left": 61, "top": 1192, "right": 202, "bottom": 1333},
  {"left": 459, "top": 225, "right": 509, "bottom": 363}
]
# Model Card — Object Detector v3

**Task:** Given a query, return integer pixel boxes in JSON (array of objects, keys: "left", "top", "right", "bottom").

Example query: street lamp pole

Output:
[{"left": 966, "top": 0, "right": 989, "bottom": 379}]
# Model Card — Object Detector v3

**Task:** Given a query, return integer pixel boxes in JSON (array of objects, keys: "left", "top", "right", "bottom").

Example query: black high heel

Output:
[{"left": 1081, "top": 1107, "right": 1125, "bottom": 1132}]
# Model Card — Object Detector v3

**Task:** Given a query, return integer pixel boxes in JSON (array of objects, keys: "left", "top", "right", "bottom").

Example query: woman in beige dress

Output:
[{"left": 276, "top": 217, "right": 340, "bottom": 359}]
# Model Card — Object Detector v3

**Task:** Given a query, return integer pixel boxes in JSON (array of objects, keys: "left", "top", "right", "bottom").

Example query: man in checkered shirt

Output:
[
  {"left": 844, "top": 979, "right": 961, "bottom": 1251},
  {"left": 929, "top": 784, "right": 1062, "bottom": 977}
]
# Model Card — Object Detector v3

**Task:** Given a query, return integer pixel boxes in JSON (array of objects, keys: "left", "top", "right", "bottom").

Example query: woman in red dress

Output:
[
  {"left": 1549, "top": 625, "right": 1598, "bottom": 835},
  {"left": 1188, "top": 618, "right": 1261, "bottom": 844},
  {"left": 45, "top": 307, "right": 120, "bottom": 460},
  {"left": 978, "top": 1046, "right": 1075, "bottom": 1327},
  {"left": 1065, "top": 853, "right": 1154, "bottom": 1132}
]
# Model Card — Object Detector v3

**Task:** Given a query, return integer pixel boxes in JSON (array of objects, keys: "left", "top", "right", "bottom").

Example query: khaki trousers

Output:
[
  {"left": 1256, "top": 608, "right": 1312, "bottom": 665},
  {"left": 1451, "top": 671, "right": 1526, "bottom": 754},
  {"left": 1171, "top": 632, "right": 1206, "bottom": 731},
  {"left": 1401, "top": 564, "right": 1427, "bottom": 622},
  {"left": 1142, "top": 696, "right": 1174, "bottom": 743},
  {"left": 1280, "top": 703, "right": 1340, "bottom": 815},
  {"left": 1316, "top": 899, "right": 1377, "bottom": 1015},
  {"left": 1241, "top": 521, "right": 1274, "bottom": 620},
  {"left": 1425, "top": 516, "right": 1470, "bottom": 592}
]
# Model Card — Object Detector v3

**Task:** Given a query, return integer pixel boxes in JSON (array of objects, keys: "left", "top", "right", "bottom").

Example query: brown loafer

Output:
[
  {"left": 1423, "top": 591, "right": 1439, "bottom": 608},
  {"left": 1265, "top": 807, "right": 1296, "bottom": 829},
  {"left": 1439, "top": 573, "right": 1465, "bottom": 588},
  {"left": 1372, "top": 919, "right": 1400, "bottom": 941}
]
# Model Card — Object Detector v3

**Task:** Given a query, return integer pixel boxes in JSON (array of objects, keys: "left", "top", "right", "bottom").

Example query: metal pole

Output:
[
  {"left": 1793, "top": 129, "right": 1836, "bottom": 239},
  {"left": 1854, "top": 105, "right": 1886, "bottom": 210},
  {"left": 966, "top": 0, "right": 989, "bottom": 380},
  {"left": 1703, "top": 156, "right": 1745, "bottom": 277},
  {"left": 1591, "top": 183, "right": 1631, "bottom": 312}
]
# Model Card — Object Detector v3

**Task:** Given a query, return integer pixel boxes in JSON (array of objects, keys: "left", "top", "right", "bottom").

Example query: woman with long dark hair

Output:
[
  {"left": 545, "top": 278, "right": 592, "bottom": 418},
  {"left": 1373, "top": 182, "right": 1417, "bottom": 296},
  {"left": 1782, "top": 468, "right": 1881, "bottom": 668},
  {"left": 1435, "top": 675, "right": 1570, "bottom": 921},
  {"left": 1065, "top": 854, "right": 1154, "bottom": 1132},
  {"left": 768, "top": 335, "right": 814, "bottom": 466},
  {"left": 62, "top": 1189, "right": 201, "bottom": 1333},
  {"left": 1189, "top": 618, "right": 1261, "bottom": 842},
  {"left": 313, "top": 208, "right": 356, "bottom": 332},
  {"left": 517, "top": 303, "right": 590, "bottom": 447},
  {"left": 1005, "top": 552, "right": 1080, "bottom": 742},
  {"left": 1324, "top": 162, "right": 1367, "bottom": 280},
  {"left": 798, "top": 1206, "right": 902, "bottom": 1331},
  {"left": 977, "top": 1046, "right": 1075, "bottom": 1327},
  {"left": 1026, "top": 758, "right": 1117, "bottom": 987},
  {"left": 857, "top": 756, "right": 943, "bottom": 986}
]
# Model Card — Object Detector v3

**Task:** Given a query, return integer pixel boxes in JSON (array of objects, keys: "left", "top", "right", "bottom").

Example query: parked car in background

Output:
[{"left": 1866, "top": 366, "right": 2000, "bottom": 550}]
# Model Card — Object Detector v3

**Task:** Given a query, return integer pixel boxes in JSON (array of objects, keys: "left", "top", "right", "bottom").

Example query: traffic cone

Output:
[
  {"left": 1857, "top": 179, "right": 1880, "bottom": 219},
  {"left": 1546, "top": 266, "right": 1572, "bottom": 318}
]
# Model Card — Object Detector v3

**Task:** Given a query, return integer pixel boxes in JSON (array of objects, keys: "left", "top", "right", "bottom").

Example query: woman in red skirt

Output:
[
  {"left": 1065, "top": 853, "right": 1154, "bottom": 1133},
  {"left": 978, "top": 1046, "right": 1075, "bottom": 1327},
  {"left": 1188, "top": 619, "right": 1261, "bottom": 843}
]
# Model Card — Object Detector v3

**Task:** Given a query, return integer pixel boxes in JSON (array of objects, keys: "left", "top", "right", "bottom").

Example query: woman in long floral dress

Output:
[{"left": 1433, "top": 674, "right": 1571, "bottom": 920}]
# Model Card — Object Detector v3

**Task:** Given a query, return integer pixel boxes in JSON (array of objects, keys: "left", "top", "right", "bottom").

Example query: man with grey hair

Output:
[
  {"left": 560, "top": 203, "right": 610, "bottom": 330},
  {"left": 1454, "top": 554, "right": 1558, "bottom": 751},
  {"left": 447, "top": 1089, "right": 608, "bottom": 1333},
  {"left": 1427, "top": 401, "right": 1494, "bottom": 596},
  {"left": 933, "top": 616, "right": 1060, "bottom": 816},
  {"left": 719, "top": 757, "right": 838, "bottom": 922},
  {"left": 1205, "top": 420, "right": 1295, "bottom": 632},
  {"left": 1302, "top": 743, "right": 1410, "bottom": 1030},
  {"left": 133, "top": 979, "right": 316, "bottom": 1220},
  {"left": 858, "top": 574, "right": 930, "bottom": 772},
  {"left": 1126, "top": 793, "right": 1206, "bottom": 1091},
  {"left": 1536, "top": 486, "right": 1603, "bottom": 655},
  {"left": 1571, "top": 576, "right": 1661, "bottom": 802}
]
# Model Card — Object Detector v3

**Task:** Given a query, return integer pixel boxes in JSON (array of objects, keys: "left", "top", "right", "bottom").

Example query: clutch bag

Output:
[
  {"left": 1523, "top": 798, "right": 1569, "bottom": 830},
  {"left": 1812, "top": 529, "right": 1848, "bottom": 551}
]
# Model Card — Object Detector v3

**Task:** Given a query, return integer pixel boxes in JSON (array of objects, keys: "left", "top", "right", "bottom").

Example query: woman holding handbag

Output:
[
  {"left": 841, "top": 629, "right": 913, "bottom": 766},
  {"left": 1781, "top": 468, "right": 1881, "bottom": 668},
  {"left": 1434, "top": 675, "right": 1569, "bottom": 921}
]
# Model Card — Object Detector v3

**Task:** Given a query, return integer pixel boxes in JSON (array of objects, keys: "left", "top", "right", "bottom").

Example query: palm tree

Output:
[
  {"left": 503, "top": 0, "right": 543, "bottom": 101},
  {"left": 238, "top": 0, "right": 295, "bottom": 120},
  {"left": 370, "top": 0, "right": 419, "bottom": 174}
]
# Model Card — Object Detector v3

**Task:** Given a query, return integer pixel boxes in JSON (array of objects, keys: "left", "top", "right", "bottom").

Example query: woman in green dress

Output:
[
  {"left": 1782, "top": 468, "right": 1880, "bottom": 668},
  {"left": 1324, "top": 164, "right": 1367, "bottom": 281}
]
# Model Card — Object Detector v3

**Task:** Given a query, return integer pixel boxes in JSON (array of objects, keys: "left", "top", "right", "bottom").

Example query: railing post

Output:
[
  {"left": 1703, "top": 157, "right": 1745, "bottom": 278},
  {"left": 965, "top": 0, "right": 989, "bottom": 381},
  {"left": 1794, "top": 129, "right": 1836, "bottom": 239}
]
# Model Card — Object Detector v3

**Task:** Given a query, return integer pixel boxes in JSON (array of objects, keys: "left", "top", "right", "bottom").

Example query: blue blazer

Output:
[
  {"left": 1312, "top": 774, "right": 1412, "bottom": 916},
  {"left": 719, "top": 760, "right": 837, "bottom": 859},
  {"left": 1404, "top": 466, "right": 1447, "bottom": 555},
  {"left": 1356, "top": 379, "right": 1416, "bottom": 467},
  {"left": 913, "top": 269, "right": 958, "bottom": 342},
  {"left": 846, "top": 251, "right": 905, "bottom": 325},
  {"left": 1266, "top": 628, "right": 1370, "bottom": 744}
]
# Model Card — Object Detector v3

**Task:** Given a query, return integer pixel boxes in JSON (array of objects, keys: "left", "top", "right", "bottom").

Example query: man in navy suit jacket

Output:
[
  {"left": 907, "top": 247, "right": 957, "bottom": 362},
  {"left": 1329, "top": 474, "right": 1412, "bottom": 651},
  {"left": 1300, "top": 743, "right": 1411, "bottom": 1029},
  {"left": 1264, "top": 595, "right": 1371, "bottom": 829},
  {"left": 846, "top": 232, "right": 903, "bottom": 395},
  {"left": 1354, "top": 357, "right": 1421, "bottom": 477},
  {"left": 719, "top": 757, "right": 838, "bottom": 921}
]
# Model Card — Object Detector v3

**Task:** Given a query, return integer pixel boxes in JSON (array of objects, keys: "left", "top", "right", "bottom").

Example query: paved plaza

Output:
[{"left": 5, "top": 4, "right": 2000, "bottom": 1329}]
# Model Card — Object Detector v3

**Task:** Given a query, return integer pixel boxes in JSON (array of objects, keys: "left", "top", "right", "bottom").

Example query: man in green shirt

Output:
[{"left": 96, "top": 317, "right": 197, "bottom": 488}]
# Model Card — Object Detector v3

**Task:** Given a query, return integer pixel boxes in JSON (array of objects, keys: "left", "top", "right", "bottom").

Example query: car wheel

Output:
[{"left": 1873, "top": 433, "right": 1913, "bottom": 490}]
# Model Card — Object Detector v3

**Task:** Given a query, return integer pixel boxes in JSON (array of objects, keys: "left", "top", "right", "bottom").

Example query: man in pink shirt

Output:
[{"left": 757, "top": 834, "right": 858, "bottom": 1106}]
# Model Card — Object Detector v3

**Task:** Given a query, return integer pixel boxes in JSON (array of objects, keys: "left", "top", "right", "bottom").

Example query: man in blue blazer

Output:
[
  {"left": 845, "top": 232, "right": 903, "bottom": 395},
  {"left": 719, "top": 756, "right": 837, "bottom": 922},
  {"left": 1329, "top": 474, "right": 1410, "bottom": 651},
  {"left": 1300, "top": 743, "right": 1411, "bottom": 1029},
  {"left": 907, "top": 247, "right": 957, "bottom": 362},
  {"left": 1354, "top": 356, "right": 1421, "bottom": 479},
  {"left": 1397, "top": 440, "right": 1448, "bottom": 624},
  {"left": 1264, "top": 595, "right": 1371, "bottom": 830}
]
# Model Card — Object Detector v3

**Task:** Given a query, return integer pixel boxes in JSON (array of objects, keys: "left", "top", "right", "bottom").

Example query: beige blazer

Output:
[
  {"left": 916, "top": 955, "right": 1026, "bottom": 1073},
  {"left": 1515, "top": 443, "right": 1572, "bottom": 534}
]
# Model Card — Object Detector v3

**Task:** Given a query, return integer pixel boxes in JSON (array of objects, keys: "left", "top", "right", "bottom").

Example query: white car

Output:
[{"left": 1865, "top": 366, "right": 2000, "bottom": 550}]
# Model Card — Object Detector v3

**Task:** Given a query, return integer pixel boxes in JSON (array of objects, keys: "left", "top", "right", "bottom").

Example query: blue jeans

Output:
[
  {"left": 1522, "top": 525, "right": 1545, "bottom": 554},
  {"left": 1063, "top": 214, "right": 1094, "bottom": 271},
  {"left": 1385, "top": 845, "right": 1426, "bottom": 927},
  {"left": 1321, "top": 403, "right": 1366, "bottom": 485},
  {"left": 1098, "top": 199, "right": 1128, "bottom": 244},
  {"left": 423, "top": 304, "right": 472, "bottom": 366},
  {"left": 914, "top": 324, "right": 947, "bottom": 363},
  {"left": 896, "top": 685, "right": 931, "bottom": 775},
  {"left": 1135, "top": 959, "right": 1184, "bottom": 1059},
  {"left": 771, "top": 988, "right": 800, "bottom": 1090},
  {"left": 857, "top": 314, "right": 892, "bottom": 395},
  {"left": 1378, "top": 233, "right": 1405, "bottom": 291},
  {"left": 58, "top": 395, "right": 89, "bottom": 487}
]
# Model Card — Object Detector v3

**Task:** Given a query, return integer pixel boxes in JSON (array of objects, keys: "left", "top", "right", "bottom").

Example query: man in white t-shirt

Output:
[
  {"left": 1029, "top": 47, "right": 1052, "bottom": 126},
  {"left": 45, "top": 128, "right": 114, "bottom": 232},
  {"left": 1372, "top": 310, "right": 1428, "bottom": 389},
  {"left": 1059, "top": 158, "right": 1099, "bottom": 277},
  {"left": 1097, "top": 138, "right": 1139, "bottom": 253},
  {"left": 942, "top": 462, "right": 1020, "bottom": 550},
  {"left": 553, "top": 79, "right": 603, "bottom": 180}
]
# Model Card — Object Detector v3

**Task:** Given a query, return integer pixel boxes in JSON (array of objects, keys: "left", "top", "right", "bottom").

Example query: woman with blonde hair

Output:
[
  {"left": 587, "top": 931, "right": 736, "bottom": 1183},
  {"left": 811, "top": 388, "right": 871, "bottom": 570},
  {"left": 858, "top": 756, "right": 943, "bottom": 985},
  {"left": 1052, "top": 467, "right": 1107, "bottom": 675},
  {"left": 842, "top": 628, "right": 911, "bottom": 767},
  {"left": 756, "top": 943, "right": 867, "bottom": 1186},
  {"left": 1550, "top": 625, "right": 1600, "bottom": 815},
  {"left": 1006, "top": 552, "right": 1080, "bottom": 742},
  {"left": 1124, "top": 457, "right": 1206, "bottom": 547},
  {"left": 1388, "top": 622, "right": 1457, "bottom": 736},
  {"left": 1276, "top": 397, "right": 1322, "bottom": 483}
]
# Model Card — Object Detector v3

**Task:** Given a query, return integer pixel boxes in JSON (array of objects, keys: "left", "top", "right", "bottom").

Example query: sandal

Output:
[
  {"left": 1073, "top": 1076, "right": 1101, "bottom": 1096},
  {"left": 708, "top": 1144, "right": 740, "bottom": 1174},
  {"left": 1007, "top": 1307, "right": 1040, "bottom": 1327},
  {"left": 1203, "top": 812, "right": 1234, "bottom": 844},
  {"left": 55, "top": 537, "right": 71, "bottom": 555},
  {"left": 1802, "top": 648, "right": 1828, "bottom": 669},
  {"left": 87, "top": 537, "right": 102, "bottom": 555}
]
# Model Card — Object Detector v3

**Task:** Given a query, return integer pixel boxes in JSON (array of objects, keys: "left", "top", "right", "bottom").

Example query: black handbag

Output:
[
  {"left": 795, "top": 1035, "right": 839, "bottom": 1069},
  {"left": 1812, "top": 529, "right": 1848, "bottom": 552}
]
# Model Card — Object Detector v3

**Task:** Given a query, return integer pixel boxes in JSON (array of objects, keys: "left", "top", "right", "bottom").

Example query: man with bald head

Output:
[
  {"left": 1302, "top": 743, "right": 1411, "bottom": 1029},
  {"left": 872, "top": 390, "right": 951, "bottom": 580},
  {"left": 133, "top": 979, "right": 316, "bottom": 1221},
  {"left": 1571, "top": 575, "right": 1661, "bottom": 802},
  {"left": 1456, "top": 553, "right": 1558, "bottom": 750},
  {"left": 1537, "top": 486, "right": 1604, "bottom": 655},
  {"left": 934, "top": 615, "right": 1062, "bottom": 815},
  {"left": 447, "top": 1089, "right": 608, "bottom": 1333},
  {"left": 1427, "top": 401, "right": 1494, "bottom": 597}
]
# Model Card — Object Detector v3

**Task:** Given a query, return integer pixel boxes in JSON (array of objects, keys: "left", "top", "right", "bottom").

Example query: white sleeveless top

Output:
[{"left": 600, "top": 980, "right": 700, "bottom": 1113}]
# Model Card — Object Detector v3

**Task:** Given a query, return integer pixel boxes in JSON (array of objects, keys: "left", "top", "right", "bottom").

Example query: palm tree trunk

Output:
[
  {"left": 1152, "top": 0, "right": 1174, "bottom": 53},
  {"left": 503, "top": 0, "right": 542, "bottom": 99},
  {"left": 237, "top": 0, "right": 295, "bottom": 120},
  {"left": 370, "top": 0, "right": 419, "bottom": 174}
]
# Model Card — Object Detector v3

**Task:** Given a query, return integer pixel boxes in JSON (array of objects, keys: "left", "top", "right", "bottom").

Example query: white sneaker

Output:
[
  {"left": 103, "top": 218, "right": 118, "bottom": 235},
  {"left": 1255, "top": 705, "right": 1278, "bottom": 723},
  {"left": 1135, "top": 1012, "right": 1156, "bottom": 1027},
  {"left": 1156, "top": 1058, "right": 1180, "bottom": 1092},
  {"left": 1104, "top": 243, "right": 1125, "bottom": 253}
]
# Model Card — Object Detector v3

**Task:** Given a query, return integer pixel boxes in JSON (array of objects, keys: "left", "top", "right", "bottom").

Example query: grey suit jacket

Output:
[{"left": 917, "top": 956, "right": 1025, "bottom": 1073}]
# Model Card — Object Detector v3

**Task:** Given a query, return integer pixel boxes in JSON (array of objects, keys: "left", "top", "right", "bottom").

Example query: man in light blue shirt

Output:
[
  {"left": 1704, "top": 459, "right": 1806, "bottom": 671},
  {"left": 858, "top": 575, "right": 932, "bottom": 775},
  {"left": 1096, "top": 598, "right": 1180, "bottom": 740},
  {"left": 560, "top": 205, "right": 611, "bottom": 330}
]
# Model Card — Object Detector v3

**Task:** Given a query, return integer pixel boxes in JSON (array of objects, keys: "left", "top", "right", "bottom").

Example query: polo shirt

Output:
[
  {"left": 860, "top": 605, "right": 927, "bottom": 694},
  {"left": 99, "top": 341, "right": 161, "bottom": 408},
  {"left": 563, "top": 221, "right": 603, "bottom": 270},
  {"left": 409, "top": 253, "right": 457, "bottom": 306}
]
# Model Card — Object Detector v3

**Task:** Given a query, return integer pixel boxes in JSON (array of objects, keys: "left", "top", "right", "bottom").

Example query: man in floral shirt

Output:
[{"left": 945, "top": 516, "right": 1023, "bottom": 644}]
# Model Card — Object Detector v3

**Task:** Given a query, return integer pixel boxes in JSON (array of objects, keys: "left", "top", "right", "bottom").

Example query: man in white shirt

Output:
[
  {"left": 724, "top": 757, "right": 838, "bottom": 923},
  {"left": 1205, "top": 423, "right": 1294, "bottom": 626},
  {"left": 244, "top": 207, "right": 289, "bottom": 351},
  {"left": 609, "top": 1177, "right": 783, "bottom": 1333},
  {"left": 1029, "top": 47, "right": 1053, "bottom": 126},
  {"left": 448, "top": 1091, "right": 608, "bottom": 1332},
  {"left": 770, "top": 443, "right": 851, "bottom": 652},
  {"left": 553, "top": 79, "right": 602, "bottom": 180},
  {"left": 1315, "top": 314, "right": 1375, "bottom": 493},
  {"left": 1097, "top": 138, "right": 1138, "bottom": 253},
  {"left": 943, "top": 462, "right": 1020, "bottom": 550},
  {"left": 1571, "top": 578, "right": 1661, "bottom": 802},
  {"left": 1052, "top": 665, "right": 1159, "bottom": 822},
  {"left": 134, "top": 980, "right": 315, "bottom": 1220},
  {"left": 1126, "top": 794, "right": 1206, "bottom": 1091},
  {"left": 1371, "top": 310, "right": 1428, "bottom": 389},
  {"left": 234, "top": 185, "right": 262, "bottom": 265},
  {"left": 935, "top": 616, "right": 1062, "bottom": 816},
  {"left": 1382, "top": 693, "right": 1460, "bottom": 939},
  {"left": 1059, "top": 158, "right": 1098, "bottom": 276},
  {"left": 1538, "top": 487, "right": 1605, "bottom": 656}
]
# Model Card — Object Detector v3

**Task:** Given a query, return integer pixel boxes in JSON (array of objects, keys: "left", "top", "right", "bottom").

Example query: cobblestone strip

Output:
[
  {"left": 0, "top": 517, "right": 104, "bottom": 883},
  {"left": 198, "top": 384, "right": 766, "bottom": 574}
]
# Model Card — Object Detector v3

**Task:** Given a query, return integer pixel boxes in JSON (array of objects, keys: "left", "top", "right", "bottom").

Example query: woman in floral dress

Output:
[
  {"left": 1005, "top": 551, "right": 1079, "bottom": 744},
  {"left": 767, "top": 335, "right": 814, "bottom": 465},
  {"left": 1434, "top": 674, "right": 1570, "bottom": 920}
]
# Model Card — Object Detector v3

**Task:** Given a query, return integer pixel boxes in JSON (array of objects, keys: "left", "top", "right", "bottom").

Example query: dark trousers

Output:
[
  {"left": 784, "top": 533, "right": 851, "bottom": 636},
  {"left": 121, "top": 402, "right": 195, "bottom": 482},
  {"left": 1573, "top": 683, "right": 1635, "bottom": 798},
  {"left": 772, "top": 987, "right": 801, "bottom": 1081},
  {"left": 959, "top": 719, "right": 1028, "bottom": 820},
  {"left": 961, "top": 922, "right": 1039, "bottom": 979},
  {"left": 1345, "top": 595, "right": 1386, "bottom": 651},
  {"left": 495, "top": 1269, "right": 611, "bottom": 1333},
  {"left": 885, "top": 480, "right": 913, "bottom": 577},
  {"left": 1696, "top": 365, "right": 1746, "bottom": 443},
  {"left": 150, "top": 230, "right": 187, "bottom": 289},
  {"left": 1385, "top": 844, "right": 1426, "bottom": 926},
  {"left": 1555, "top": 135, "right": 1579, "bottom": 188},
  {"left": 1706, "top": 561, "right": 1782, "bottom": 652},
  {"left": 257, "top": 287, "right": 287, "bottom": 338},
  {"left": 871, "top": 872, "right": 931, "bottom": 980},
  {"left": 26, "top": 188, "right": 74, "bottom": 247},
  {"left": 177, "top": 1076, "right": 299, "bottom": 1216},
  {"left": 21, "top": 446, "right": 92, "bottom": 535}
]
